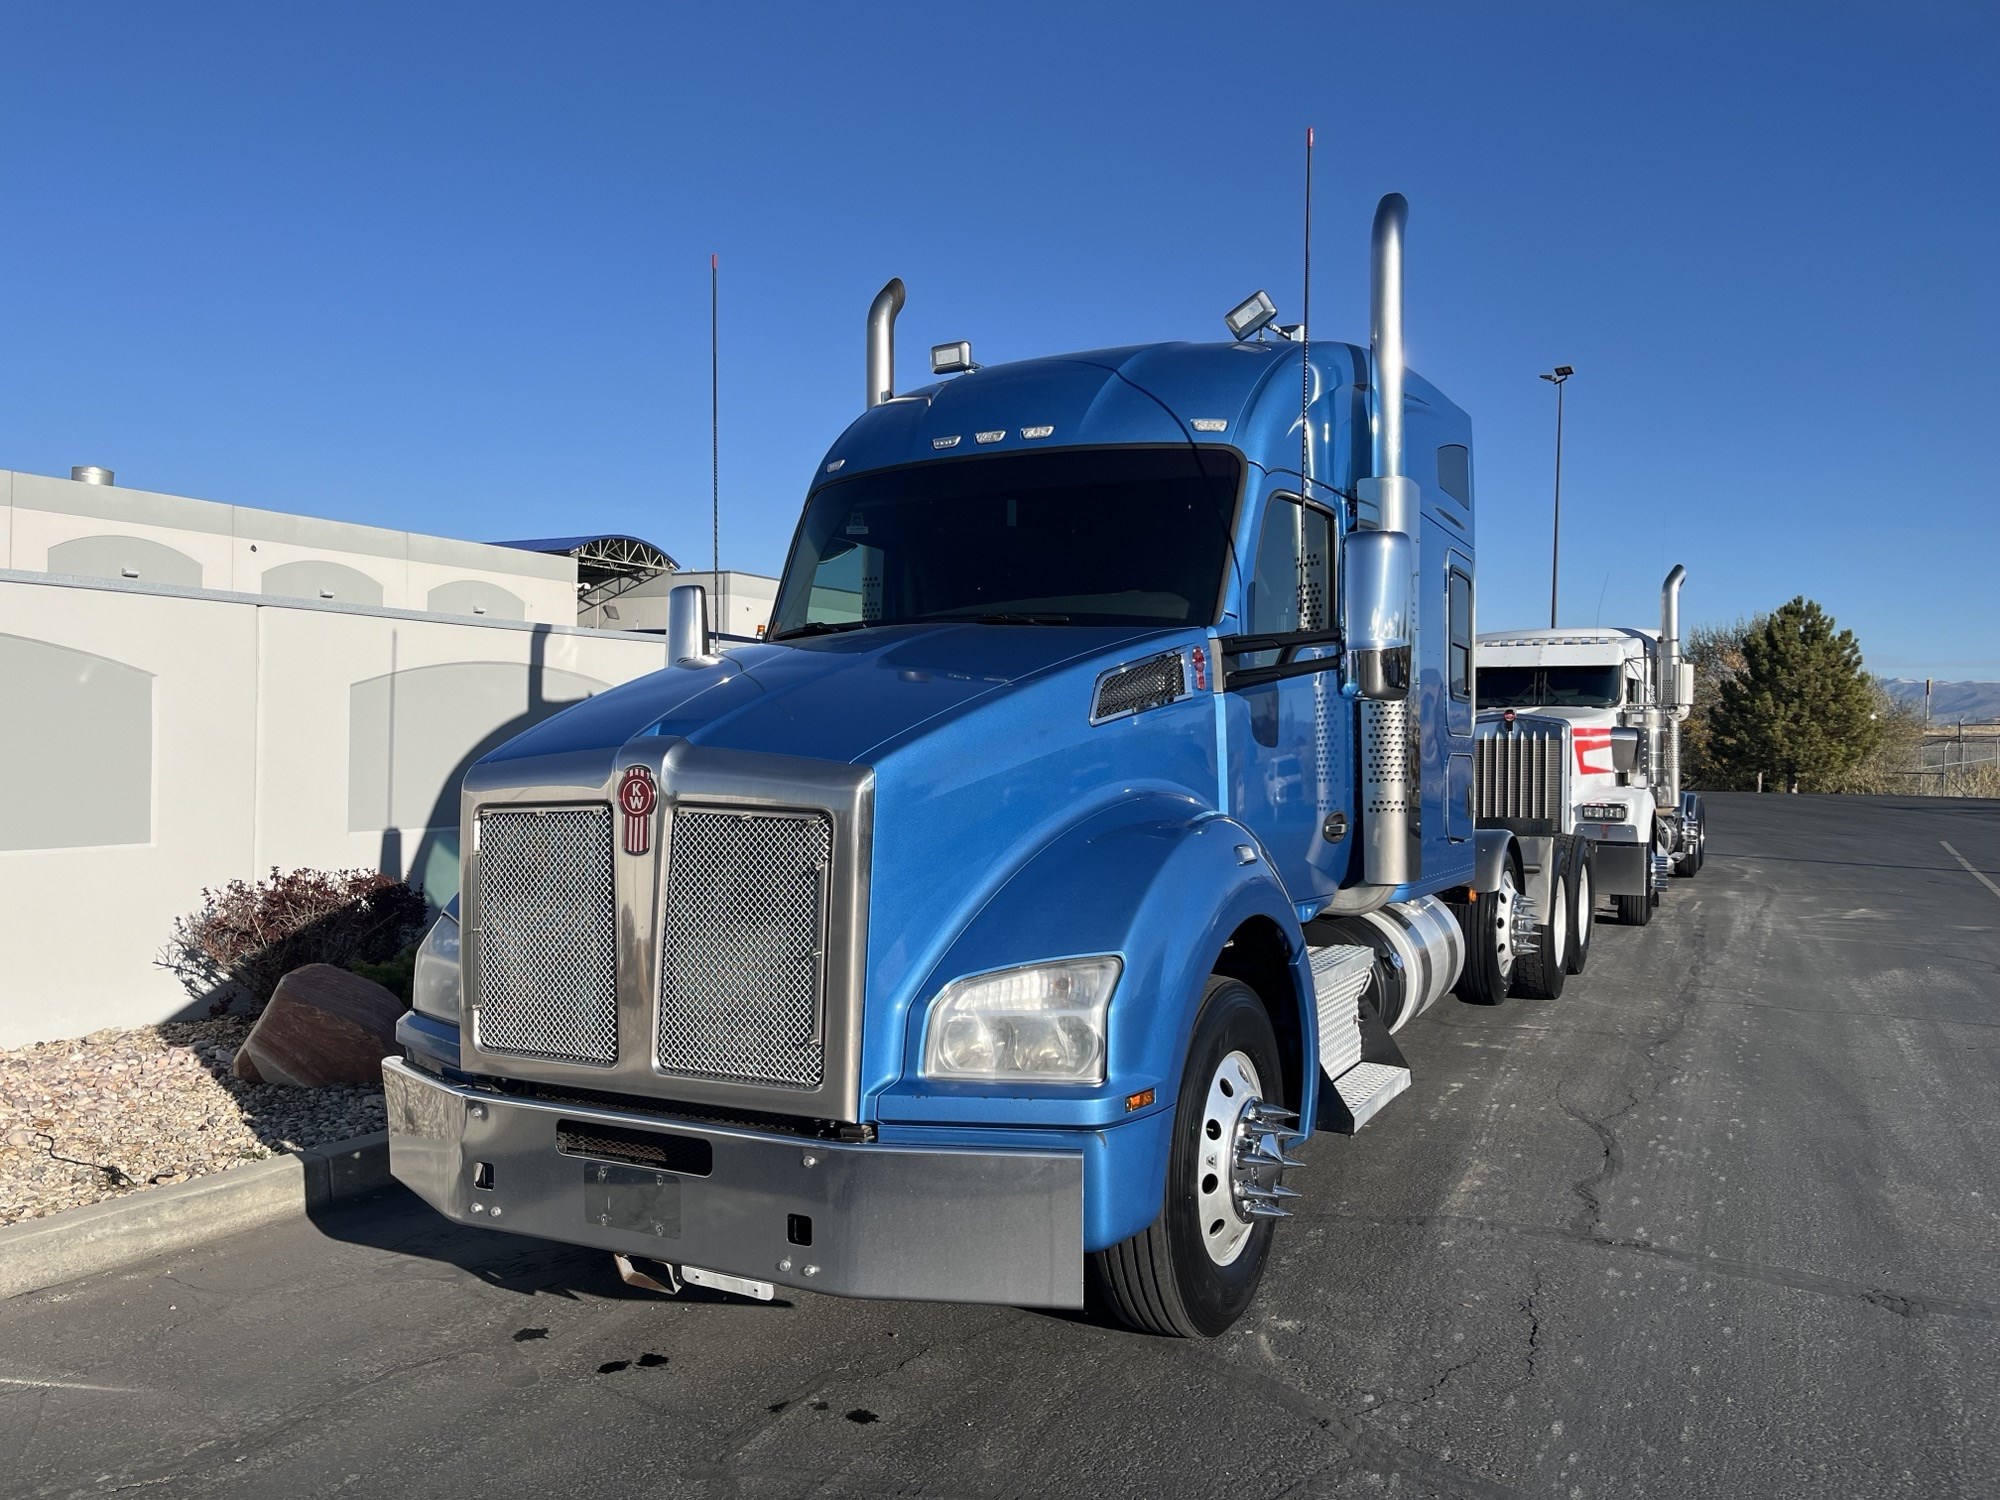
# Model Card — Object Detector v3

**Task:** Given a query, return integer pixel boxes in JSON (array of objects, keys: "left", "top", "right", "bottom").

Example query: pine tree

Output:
[{"left": 1710, "top": 598, "right": 1880, "bottom": 792}]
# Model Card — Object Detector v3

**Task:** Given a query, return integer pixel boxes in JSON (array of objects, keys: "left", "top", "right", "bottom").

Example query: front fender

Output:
[{"left": 875, "top": 797, "right": 1314, "bottom": 1133}]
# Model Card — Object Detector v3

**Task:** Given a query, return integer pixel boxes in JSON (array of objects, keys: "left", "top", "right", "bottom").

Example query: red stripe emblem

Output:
[{"left": 1573, "top": 727, "right": 1615, "bottom": 776}]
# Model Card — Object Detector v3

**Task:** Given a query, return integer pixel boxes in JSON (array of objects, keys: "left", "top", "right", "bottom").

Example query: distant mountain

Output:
[{"left": 1881, "top": 679, "right": 2000, "bottom": 722}]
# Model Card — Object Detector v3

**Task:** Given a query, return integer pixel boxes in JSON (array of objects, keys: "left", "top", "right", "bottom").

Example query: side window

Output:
[
  {"left": 1448, "top": 567, "right": 1473, "bottom": 700},
  {"left": 1248, "top": 495, "right": 1333, "bottom": 637},
  {"left": 1438, "top": 445, "right": 1472, "bottom": 508}
]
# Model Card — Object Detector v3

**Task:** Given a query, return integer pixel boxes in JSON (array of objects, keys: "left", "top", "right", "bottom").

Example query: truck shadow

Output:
[{"left": 307, "top": 1184, "right": 795, "bottom": 1308}]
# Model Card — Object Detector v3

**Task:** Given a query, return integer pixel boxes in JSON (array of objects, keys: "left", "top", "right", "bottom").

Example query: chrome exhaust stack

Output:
[
  {"left": 1340, "top": 193, "right": 1418, "bottom": 892},
  {"left": 1659, "top": 564, "right": 1688, "bottom": 812},
  {"left": 866, "top": 278, "right": 906, "bottom": 409}
]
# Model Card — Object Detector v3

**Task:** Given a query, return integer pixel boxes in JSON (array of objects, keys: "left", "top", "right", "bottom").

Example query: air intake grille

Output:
[
  {"left": 1475, "top": 722, "right": 1566, "bottom": 823},
  {"left": 1092, "top": 651, "right": 1188, "bottom": 722},
  {"left": 658, "top": 810, "right": 832, "bottom": 1089},
  {"left": 475, "top": 807, "right": 619, "bottom": 1064}
]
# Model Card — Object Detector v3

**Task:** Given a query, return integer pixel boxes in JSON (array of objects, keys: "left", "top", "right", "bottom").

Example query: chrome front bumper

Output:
[{"left": 382, "top": 1058, "right": 1085, "bottom": 1309}]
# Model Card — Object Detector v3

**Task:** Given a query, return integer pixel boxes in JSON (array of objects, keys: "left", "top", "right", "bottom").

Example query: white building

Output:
[
  {"left": 0, "top": 466, "right": 692, "bottom": 1047},
  {"left": 583, "top": 568, "right": 779, "bottom": 639},
  {"left": 4, "top": 466, "right": 580, "bottom": 622}
]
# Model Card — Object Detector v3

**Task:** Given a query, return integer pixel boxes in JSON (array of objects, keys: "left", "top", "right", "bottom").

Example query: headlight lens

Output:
[
  {"left": 411, "top": 905, "right": 462, "bottom": 1023},
  {"left": 921, "top": 957, "right": 1120, "bottom": 1084}
]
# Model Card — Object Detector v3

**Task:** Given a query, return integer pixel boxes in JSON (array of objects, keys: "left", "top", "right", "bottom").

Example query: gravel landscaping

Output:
[{"left": 0, "top": 1019, "right": 386, "bottom": 1227}]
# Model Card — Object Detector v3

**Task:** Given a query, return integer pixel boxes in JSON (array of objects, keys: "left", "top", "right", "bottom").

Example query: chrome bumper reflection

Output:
[{"left": 383, "top": 1058, "right": 1084, "bottom": 1309}]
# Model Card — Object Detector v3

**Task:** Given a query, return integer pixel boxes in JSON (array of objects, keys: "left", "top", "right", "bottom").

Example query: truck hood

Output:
[{"left": 480, "top": 623, "right": 1176, "bottom": 768}]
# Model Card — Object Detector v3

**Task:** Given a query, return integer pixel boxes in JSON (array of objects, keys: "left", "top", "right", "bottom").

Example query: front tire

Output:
[
  {"left": 1615, "top": 888, "right": 1652, "bottom": 926},
  {"left": 1094, "top": 977, "right": 1286, "bottom": 1338},
  {"left": 1565, "top": 838, "right": 1596, "bottom": 975}
]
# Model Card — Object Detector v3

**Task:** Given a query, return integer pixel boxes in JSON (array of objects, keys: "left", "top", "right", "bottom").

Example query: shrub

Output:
[
  {"left": 349, "top": 943, "right": 420, "bottom": 1006},
  {"left": 161, "top": 867, "right": 430, "bottom": 1016}
]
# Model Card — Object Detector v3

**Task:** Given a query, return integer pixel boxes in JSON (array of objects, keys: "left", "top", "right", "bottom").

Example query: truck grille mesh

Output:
[
  {"left": 1092, "top": 651, "right": 1187, "bottom": 722},
  {"left": 657, "top": 810, "right": 832, "bottom": 1089},
  {"left": 1475, "top": 724, "right": 1566, "bottom": 822},
  {"left": 475, "top": 807, "right": 619, "bottom": 1065}
]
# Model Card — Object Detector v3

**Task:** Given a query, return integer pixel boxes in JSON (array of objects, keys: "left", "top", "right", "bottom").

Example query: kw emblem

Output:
[{"left": 618, "top": 765, "right": 658, "bottom": 855}]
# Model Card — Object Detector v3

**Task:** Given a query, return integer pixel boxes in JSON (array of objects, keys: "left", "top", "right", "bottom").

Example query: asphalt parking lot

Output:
[{"left": 3, "top": 792, "right": 1995, "bottom": 1499}]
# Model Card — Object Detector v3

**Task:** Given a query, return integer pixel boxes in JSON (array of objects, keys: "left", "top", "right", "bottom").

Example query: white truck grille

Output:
[
  {"left": 657, "top": 809, "right": 833, "bottom": 1089},
  {"left": 474, "top": 806, "right": 620, "bottom": 1065},
  {"left": 1474, "top": 721, "right": 1567, "bottom": 824}
]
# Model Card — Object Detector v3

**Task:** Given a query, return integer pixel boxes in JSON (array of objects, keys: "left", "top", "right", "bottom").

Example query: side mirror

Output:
[
  {"left": 1608, "top": 727, "right": 1643, "bottom": 773},
  {"left": 667, "top": 583, "right": 711, "bottom": 664},
  {"left": 1340, "top": 529, "right": 1412, "bottom": 700}
]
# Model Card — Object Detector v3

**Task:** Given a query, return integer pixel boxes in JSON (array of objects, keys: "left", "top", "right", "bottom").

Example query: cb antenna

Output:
[
  {"left": 710, "top": 252, "right": 720, "bottom": 582},
  {"left": 1300, "top": 126, "right": 1314, "bottom": 497}
]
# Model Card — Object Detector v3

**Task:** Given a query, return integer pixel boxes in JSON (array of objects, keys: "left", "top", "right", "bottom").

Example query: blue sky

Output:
[{"left": 2, "top": 3, "right": 1995, "bottom": 678}]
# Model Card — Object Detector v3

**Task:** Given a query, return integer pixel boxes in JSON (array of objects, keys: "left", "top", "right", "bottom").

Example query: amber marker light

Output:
[{"left": 1125, "top": 1088, "right": 1156, "bottom": 1112}]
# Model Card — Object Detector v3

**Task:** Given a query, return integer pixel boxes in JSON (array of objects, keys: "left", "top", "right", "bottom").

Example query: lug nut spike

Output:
[
  {"left": 1244, "top": 1202, "right": 1292, "bottom": 1219},
  {"left": 1238, "top": 1182, "right": 1303, "bottom": 1202}
]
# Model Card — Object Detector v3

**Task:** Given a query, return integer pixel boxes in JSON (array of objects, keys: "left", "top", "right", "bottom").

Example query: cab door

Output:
[
  {"left": 1444, "top": 552, "right": 1475, "bottom": 841},
  {"left": 1221, "top": 488, "right": 1353, "bottom": 902}
]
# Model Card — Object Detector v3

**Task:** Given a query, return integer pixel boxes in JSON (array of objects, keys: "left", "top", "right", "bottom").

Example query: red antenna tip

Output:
[
  {"left": 711, "top": 253, "right": 718, "bottom": 270},
  {"left": 1307, "top": 126, "right": 1314, "bottom": 146}
]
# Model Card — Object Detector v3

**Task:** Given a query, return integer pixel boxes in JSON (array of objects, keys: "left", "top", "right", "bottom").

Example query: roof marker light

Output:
[
  {"left": 1191, "top": 418, "right": 1227, "bottom": 433},
  {"left": 975, "top": 430, "right": 1005, "bottom": 444},
  {"left": 824, "top": 459, "right": 846, "bottom": 473},
  {"left": 1021, "top": 425, "right": 1054, "bottom": 440},
  {"left": 932, "top": 435, "right": 961, "bottom": 450}
]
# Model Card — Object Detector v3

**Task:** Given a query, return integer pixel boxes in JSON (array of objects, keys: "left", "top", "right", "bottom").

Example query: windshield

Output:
[
  {"left": 769, "top": 447, "right": 1242, "bottom": 639},
  {"left": 1478, "top": 665, "right": 1624, "bottom": 710}
]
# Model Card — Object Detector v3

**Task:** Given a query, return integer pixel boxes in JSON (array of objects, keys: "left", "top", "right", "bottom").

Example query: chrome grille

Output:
[
  {"left": 658, "top": 809, "right": 832, "bottom": 1089},
  {"left": 475, "top": 806, "right": 619, "bottom": 1064},
  {"left": 1092, "top": 651, "right": 1187, "bottom": 723},
  {"left": 1475, "top": 721, "right": 1566, "bottom": 823}
]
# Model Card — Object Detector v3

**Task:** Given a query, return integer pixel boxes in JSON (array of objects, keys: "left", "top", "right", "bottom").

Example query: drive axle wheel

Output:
[
  {"left": 1514, "top": 864, "right": 1568, "bottom": 1000},
  {"left": 1454, "top": 860, "right": 1523, "bottom": 1006},
  {"left": 1614, "top": 889, "right": 1652, "bottom": 925},
  {"left": 1095, "top": 977, "right": 1292, "bottom": 1339}
]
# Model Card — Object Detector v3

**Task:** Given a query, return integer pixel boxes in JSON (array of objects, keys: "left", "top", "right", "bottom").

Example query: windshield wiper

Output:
[{"left": 769, "top": 620, "right": 874, "bottom": 641}]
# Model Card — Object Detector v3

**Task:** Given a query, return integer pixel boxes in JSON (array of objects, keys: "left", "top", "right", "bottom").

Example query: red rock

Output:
[{"left": 230, "top": 965, "right": 404, "bottom": 1088}]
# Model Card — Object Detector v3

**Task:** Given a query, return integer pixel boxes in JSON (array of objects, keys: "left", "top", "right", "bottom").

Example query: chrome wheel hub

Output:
[
  {"left": 1493, "top": 869, "right": 1525, "bottom": 981},
  {"left": 1195, "top": 1050, "right": 1302, "bottom": 1266}
]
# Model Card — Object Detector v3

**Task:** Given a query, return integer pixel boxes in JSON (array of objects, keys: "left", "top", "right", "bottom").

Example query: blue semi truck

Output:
[{"left": 384, "top": 195, "right": 1546, "bottom": 1336}]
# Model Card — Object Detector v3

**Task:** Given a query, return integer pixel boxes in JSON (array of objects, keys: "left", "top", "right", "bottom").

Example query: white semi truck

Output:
[{"left": 1473, "top": 567, "right": 1707, "bottom": 961}]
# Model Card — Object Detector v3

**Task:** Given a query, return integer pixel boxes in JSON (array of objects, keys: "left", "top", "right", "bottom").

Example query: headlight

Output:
[
  {"left": 921, "top": 957, "right": 1120, "bottom": 1084},
  {"left": 1580, "top": 803, "right": 1628, "bottom": 822},
  {"left": 411, "top": 904, "right": 462, "bottom": 1023}
]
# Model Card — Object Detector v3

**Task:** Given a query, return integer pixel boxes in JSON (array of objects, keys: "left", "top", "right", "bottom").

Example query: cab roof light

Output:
[
  {"left": 1225, "top": 290, "right": 1279, "bottom": 341},
  {"left": 931, "top": 341, "right": 977, "bottom": 375}
]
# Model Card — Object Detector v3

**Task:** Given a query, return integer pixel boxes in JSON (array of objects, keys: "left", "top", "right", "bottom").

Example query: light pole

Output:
[{"left": 1540, "top": 365, "right": 1573, "bottom": 628}]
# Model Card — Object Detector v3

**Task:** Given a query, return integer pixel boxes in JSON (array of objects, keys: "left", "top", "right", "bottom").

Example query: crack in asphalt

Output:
[
  {"left": 1315, "top": 1209, "right": 2000, "bottom": 1325},
  {"left": 1554, "top": 892, "right": 1734, "bottom": 1242}
]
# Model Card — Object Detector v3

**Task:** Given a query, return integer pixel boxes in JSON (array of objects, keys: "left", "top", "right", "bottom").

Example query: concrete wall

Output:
[
  {"left": 591, "top": 569, "right": 778, "bottom": 639},
  {"left": 1, "top": 469, "right": 578, "bottom": 625},
  {"left": 0, "top": 569, "right": 672, "bottom": 1048}
]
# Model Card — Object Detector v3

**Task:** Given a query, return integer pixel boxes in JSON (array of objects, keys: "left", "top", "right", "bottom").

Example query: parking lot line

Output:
[{"left": 1941, "top": 840, "right": 2000, "bottom": 903}]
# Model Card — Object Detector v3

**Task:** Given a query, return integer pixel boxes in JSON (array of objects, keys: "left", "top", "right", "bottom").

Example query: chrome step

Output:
[
  {"left": 1327, "top": 1060, "right": 1411, "bottom": 1132},
  {"left": 1308, "top": 943, "right": 1374, "bottom": 1081}
]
